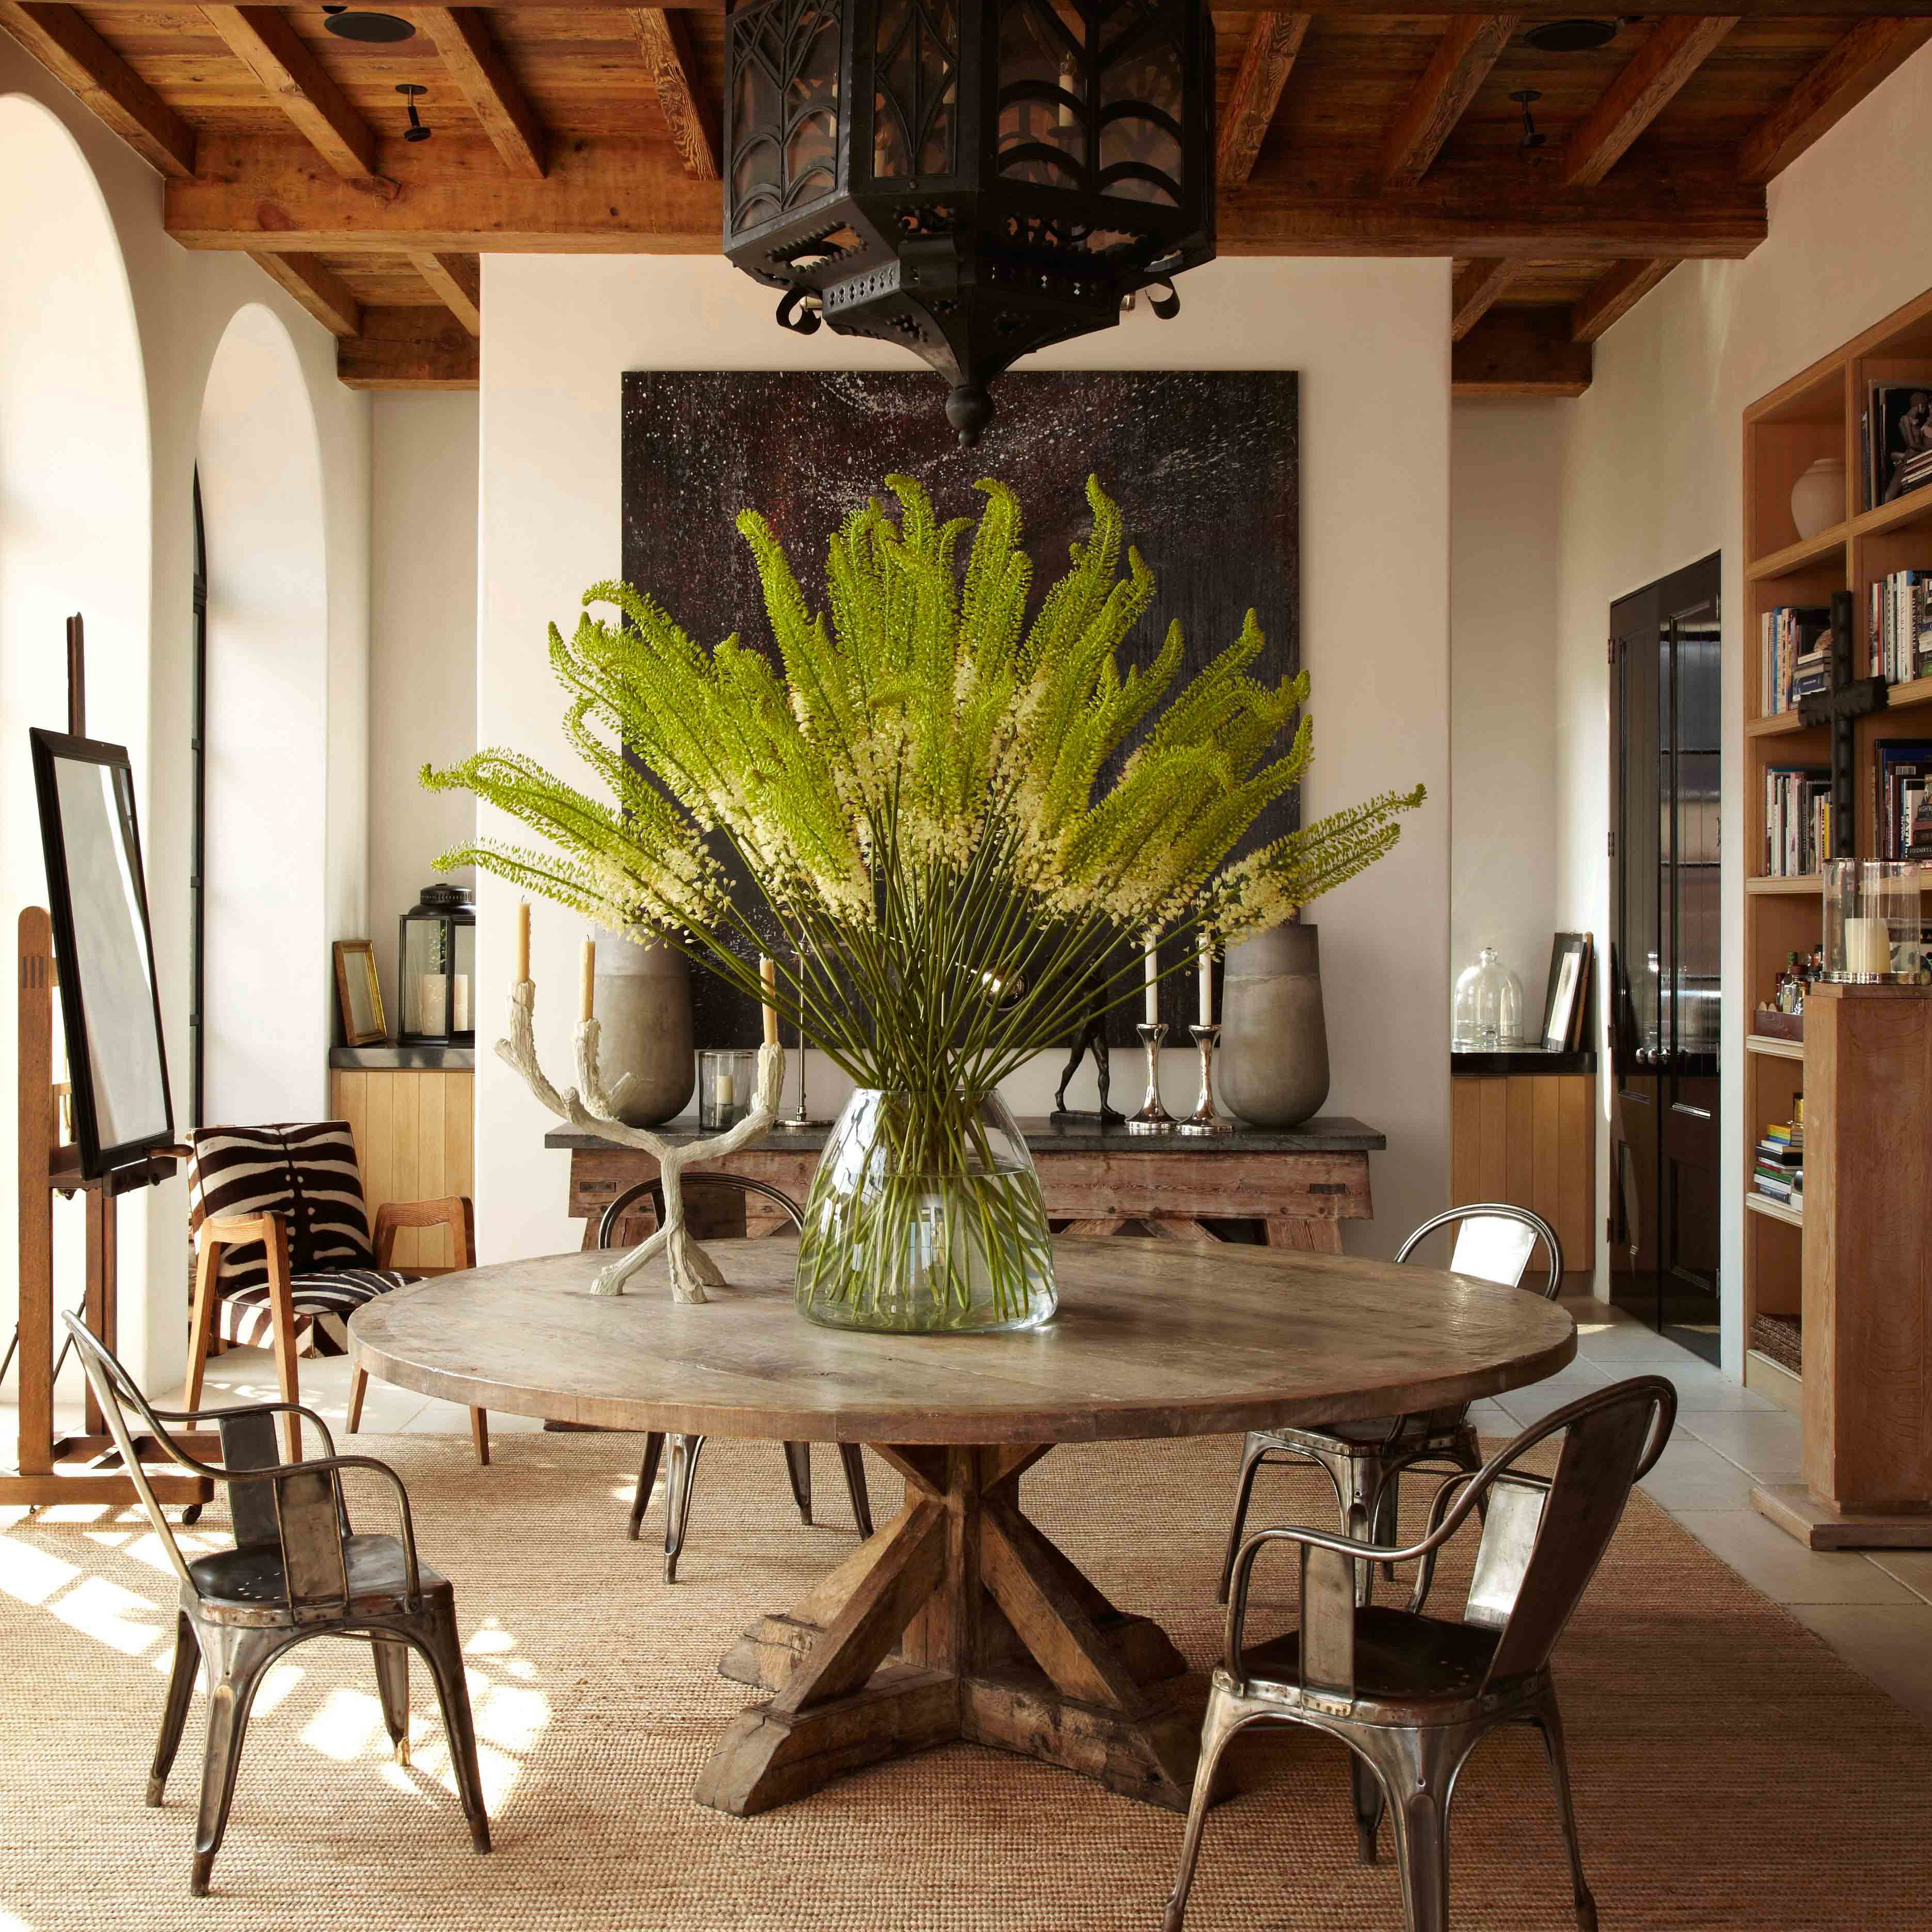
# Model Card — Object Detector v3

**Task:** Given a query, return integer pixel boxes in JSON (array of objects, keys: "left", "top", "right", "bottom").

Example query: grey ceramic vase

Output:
[
  {"left": 1217, "top": 923, "right": 1330, "bottom": 1128},
  {"left": 592, "top": 928, "right": 695, "bottom": 1126}
]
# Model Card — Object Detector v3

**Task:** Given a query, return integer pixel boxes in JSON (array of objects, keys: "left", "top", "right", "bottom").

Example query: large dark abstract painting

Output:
[{"left": 619, "top": 370, "right": 1299, "bottom": 1047}]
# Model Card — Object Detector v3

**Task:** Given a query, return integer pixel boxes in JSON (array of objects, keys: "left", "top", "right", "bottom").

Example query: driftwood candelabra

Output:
[{"left": 498, "top": 979, "right": 785, "bottom": 1302}]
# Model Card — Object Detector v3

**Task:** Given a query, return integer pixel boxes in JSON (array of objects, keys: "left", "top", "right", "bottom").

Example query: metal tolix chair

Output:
[
  {"left": 598, "top": 1173, "right": 874, "bottom": 1580},
  {"left": 63, "top": 1313, "right": 491, "bottom": 1897},
  {"left": 1168, "top": 1376, "right": 1676, "bottom": 1932},
  {"left": 1218, "top": 1203, "right": 1564, "bottom": 1606}
]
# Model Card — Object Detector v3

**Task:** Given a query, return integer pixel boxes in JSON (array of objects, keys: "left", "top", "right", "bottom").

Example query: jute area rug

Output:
[{"left": 3, "top": 1429, "right": 1928, "bottom": 1931}]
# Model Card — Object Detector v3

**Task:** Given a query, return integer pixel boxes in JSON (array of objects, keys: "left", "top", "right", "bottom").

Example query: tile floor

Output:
[{"left": 15, "top": 1297, "right": 1932, "bottom": 1728}]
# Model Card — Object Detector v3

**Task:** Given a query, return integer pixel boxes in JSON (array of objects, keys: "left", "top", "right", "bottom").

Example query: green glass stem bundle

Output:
[{"left": 425, "top": 473, "right": 1424, "bottom": 1332}]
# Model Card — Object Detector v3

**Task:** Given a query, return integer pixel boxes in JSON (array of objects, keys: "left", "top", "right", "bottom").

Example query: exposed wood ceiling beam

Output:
[
  {"left": 1571, "top": 258, "right": 1679, "bottom": 342},
  {"left": 165, "top": 140, "right": 1769, "bottom": 260},
  {"left": 0, "top": 2, "right": 195, "bottom": 178},
  {"left": 410, "top": 250, "right": 483, "bottom": 333},
  {"left": 630, "top": 8, "right": 720, "bottom": 182},
  {"left": 1739, "top": 18, "right": 1932, "bottom": 184},
  {"left": 416, "top": 6, "right": 546, "bottom": 179},
  {"left": 1218, "top": 12, "right": 1312, "bottom": 188},
  {"left": 1451, "top": 258, "right": 1520, "bottom": 340},
  {"left": 250, "top": 250, "right": 362, "bottom": 336},
  {"left": 200, "top": 6, "right": 379, "bottom": 183},
  {"left": 1452, "top": 307, "right": 1593, "bottom": 397},
  {"left": 1381, "top": 15, "right": 1519, "bottom": 189},
  {"left": 1561, "top": 17, "right": 1739, "bottom": 185},
  {"left": 339, "top": 307, "right": 478, "bottom": 390}
]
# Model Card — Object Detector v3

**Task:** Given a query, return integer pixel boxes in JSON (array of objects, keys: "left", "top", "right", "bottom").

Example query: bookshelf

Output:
[{"left": 1742, "top": 283, "right": 1932, "bottom": 1418}]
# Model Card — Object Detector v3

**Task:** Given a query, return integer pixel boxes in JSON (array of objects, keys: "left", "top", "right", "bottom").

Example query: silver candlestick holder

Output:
[
  {"left": 1127, "top": 1022, "right": 1175, "bottom": 1133},
  {"left": 774, "top": 1034, "right": 828, "bottom": 1130},
  {"left": 1178, "top": 1023, "right": 1232, "bottom": 1135}
]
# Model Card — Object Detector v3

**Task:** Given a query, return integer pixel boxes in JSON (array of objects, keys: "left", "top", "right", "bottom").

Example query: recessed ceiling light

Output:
[
  {"left": 323, "top": 7, "right": 417, "bottom": 43},
  {"left": 1523, "top": 19, "right": 1622, "bottom": 55}
]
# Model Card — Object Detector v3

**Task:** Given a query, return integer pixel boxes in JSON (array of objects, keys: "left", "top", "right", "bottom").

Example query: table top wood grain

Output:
[{"left": 349, "top": 1237, "right": 1574, "bottom": 1445}]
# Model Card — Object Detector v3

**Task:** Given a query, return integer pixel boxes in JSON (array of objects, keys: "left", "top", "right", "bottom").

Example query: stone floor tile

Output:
[
  {"left": 1787, "top": 1603, "right": 1932, "bottom": 1724},
  {"left": 1668, "top": 1510, "right": 1916, "bottom": 1605}
]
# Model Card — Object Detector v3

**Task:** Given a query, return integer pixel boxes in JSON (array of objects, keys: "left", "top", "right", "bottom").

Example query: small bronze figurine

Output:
[{"left": 1051, "top": 978, "right": 1125, "bottom": 1125}]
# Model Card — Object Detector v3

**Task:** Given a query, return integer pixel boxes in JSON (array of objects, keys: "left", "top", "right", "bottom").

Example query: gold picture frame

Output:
[{"left": 333, "top": 939, "right": 387, "bottom": 1046}]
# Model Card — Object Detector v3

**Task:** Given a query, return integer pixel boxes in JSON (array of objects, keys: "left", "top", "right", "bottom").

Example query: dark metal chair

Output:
[
  {"left": 1217, "top": 1203, "right": 1564, "bottom": 1606},
  {"left": 1169, "top": 1376, "right": 1676, "bottom": 1932},
  {"left": 598, "top": 1174, "right": 873, "bottom": 1580},
  {"left": 61, "top": 1313, "right": 490, "bottom": 1897}
]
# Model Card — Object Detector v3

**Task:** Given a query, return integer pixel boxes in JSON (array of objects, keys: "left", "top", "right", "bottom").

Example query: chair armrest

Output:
[
  {"left": 373, "top": 1196, "right": 475, "bottom": 1271},
  {"left": 150, "top": 1397, "right": 339, "bottom": 1459},
  {"left": 223, "top": 1452, "right": 423, "bottom": 1607}
]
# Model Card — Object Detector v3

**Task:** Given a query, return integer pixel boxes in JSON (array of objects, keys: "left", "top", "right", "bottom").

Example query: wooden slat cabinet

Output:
[
  {"left": 329, "top": 1052, "right": 474, "bottom": 1269},
  {"left": 1449, "top": 1058, "right": 1595, "bottom": 1292}
]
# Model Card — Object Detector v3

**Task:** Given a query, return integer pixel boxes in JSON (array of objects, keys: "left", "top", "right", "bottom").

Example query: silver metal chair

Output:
[
  {"left": 1169, "top": 1376, "right": 1676, "bottom": 1932},
  {"left": 62, "top": 1313, "right": 490, "bottom": 1897},
  {"left": 1217, "top": 1203, "right": 1563, "bottom": 1606},
  {"left": 598, "top": 1173, "right": 874, "bottom": 1580}
]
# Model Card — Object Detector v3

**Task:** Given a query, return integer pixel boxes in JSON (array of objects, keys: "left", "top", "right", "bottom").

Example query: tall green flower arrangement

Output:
[{"left": 425, "top": 474, "right": 1422, "bottom": 1328}]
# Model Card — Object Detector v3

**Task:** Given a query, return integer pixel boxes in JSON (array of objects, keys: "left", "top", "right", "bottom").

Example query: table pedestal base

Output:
[{"left": 695, "top": 1443, "right": 1203, "bottom": 1816}]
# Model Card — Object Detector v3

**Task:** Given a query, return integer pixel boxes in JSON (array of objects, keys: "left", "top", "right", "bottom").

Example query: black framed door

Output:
[{"left": 1609, "top": 553, "right": 1722, "bottom": 1363}]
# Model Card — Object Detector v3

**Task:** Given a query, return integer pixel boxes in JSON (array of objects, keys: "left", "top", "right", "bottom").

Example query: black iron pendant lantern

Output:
[{"left": 722, "top": 0, "right": 1217, "bottom": 444}]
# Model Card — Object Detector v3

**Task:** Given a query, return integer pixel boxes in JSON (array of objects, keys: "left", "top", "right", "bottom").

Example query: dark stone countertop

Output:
[
  {"left": 329, "top": 1043, "right": 477, "bottom": 1071},
  {"left": 544, "top": 1113, "right": 1386, "bottom": 1154},
  {"left": 1450, "top": 1045, "right": 1595, "bottom": 1077}
]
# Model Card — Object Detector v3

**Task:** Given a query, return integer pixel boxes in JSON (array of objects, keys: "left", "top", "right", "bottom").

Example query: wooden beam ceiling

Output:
[
  {"left": 1451, "top": 258, "right": 1520, "bottom": 340},
  {"left": 1570, "top": 258, "right": 1680, "bottom": 343},
  {"left": 410, "top": 250, "right": 483, "bottom": 333},
  {"left": 1739, "top": 17, "right": 1932, "bottom": 182},
  {"left": 1380, "top": 15, "right": 1518, "bottom": 189},
  {"left": 1218, "top": 12, "right": 1311, "bottom": 188},
  {"left": 1560, "top": 17, "right": 1740, "bottom": 185},
  {"left": 199, "top": 5, "right": 379, "bottom": 183},
  {"left": 0, "top": 2, "right": 194, "bottom": 177},
  {"left": 1452, "top": 308, "right": 1593, "bottom": 396},
  {"left": 630, "top": 7, "right": 720, "bottom": 181},
  {"left": 417, "top": 6, "right": 548, "bottom": 179},
  {"left": 250, "top": 250, "right": 361, "bottom": 336},
  {"left": 338, "top": 306, "right": 479, "bottom": 389}
]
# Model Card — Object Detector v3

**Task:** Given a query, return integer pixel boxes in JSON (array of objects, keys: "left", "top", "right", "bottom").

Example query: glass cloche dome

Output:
[{"left": 1453, "top": 947, "right": 1525, "bottom": 1050}]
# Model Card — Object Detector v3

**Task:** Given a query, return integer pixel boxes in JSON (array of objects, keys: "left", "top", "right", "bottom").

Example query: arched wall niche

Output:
[
  {"left": 0, "top": 91, "right": 154, "bottom": 1394},
  {"left": 196, "top": 303, "right": 331, "bottom": 1127}
]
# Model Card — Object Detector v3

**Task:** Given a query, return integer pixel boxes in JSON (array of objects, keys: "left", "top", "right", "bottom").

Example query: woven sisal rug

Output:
[{"left": 2, "top": 1429, "right": 1927, "bottom": 1929}]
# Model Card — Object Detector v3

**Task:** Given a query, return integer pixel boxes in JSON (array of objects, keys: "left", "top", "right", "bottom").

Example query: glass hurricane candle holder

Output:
[
  {"left": 1823, "top": 858, "right": 1920, "bottom": 983},
  {"left": 698, "top": 1047, "right": 758, "bottom": 1129}
]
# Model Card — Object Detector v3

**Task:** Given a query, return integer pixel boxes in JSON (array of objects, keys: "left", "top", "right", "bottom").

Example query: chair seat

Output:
[
  {"left": 1265, "top": 1406, "right": 1469, "bottom": 1453},
  {"left": 188, "top": 1533, "right": 450, "bottom": 1619},
  {"left": 1237, "top": 1606, "right": 1502, "bottom": 1705},
  {"left": 217, "top": 1268, "right": 409, "bottom": 1358}
]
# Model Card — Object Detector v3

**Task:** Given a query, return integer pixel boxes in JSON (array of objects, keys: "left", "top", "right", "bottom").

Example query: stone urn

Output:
[
  {"left": 1790, "top": 456, "right": 1845, "bottom": 540},
  {"left": 1217, "top": 923, "right": 1330, "bottom": 1129},
  {"left": 593, "top": 928, "right": 694, "bottom": 1125}
]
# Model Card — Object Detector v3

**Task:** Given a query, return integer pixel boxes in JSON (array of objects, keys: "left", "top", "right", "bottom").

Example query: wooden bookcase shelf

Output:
[{"left": 1742, "top": 282, "right": 1932, "bottom": 1399}]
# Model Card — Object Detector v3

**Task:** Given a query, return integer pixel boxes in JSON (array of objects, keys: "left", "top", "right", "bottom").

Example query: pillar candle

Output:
[
  {"left": 1197, "top": 941, "right": 1214, "bottom": 1028},
  {"left": 1845, "top": 915, "right": 1891, "bottom": 977},
  {"left": 579, "top": 936, "right": 596, "bottom": 1021},
  {"left": 760, "top": 954, "right": 779, "bottom": 1047},
  {"left": 515, "top": 900, "right": 531, "bottom": 984},
  {"left": 1143, "top": 941, "right": 1159, "bottom": 1026}
]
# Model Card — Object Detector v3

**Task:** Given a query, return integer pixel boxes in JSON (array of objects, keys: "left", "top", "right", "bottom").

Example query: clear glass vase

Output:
[{"left": 794, "top": 1088, "right": 1058, "bottom": 1334}]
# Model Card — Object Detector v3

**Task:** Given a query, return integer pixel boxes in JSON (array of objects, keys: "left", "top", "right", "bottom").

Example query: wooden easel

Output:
[{"left": 0, "top": 617, "right": 212, "bottom": 1509}]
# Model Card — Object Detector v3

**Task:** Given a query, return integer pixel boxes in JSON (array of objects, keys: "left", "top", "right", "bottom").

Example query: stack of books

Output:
[
  {"left": 1764, "top": 764, "right": 1830, "bottom": 876},
  {"left": 1872, "top": 738, "right": 1932, "bottom": 859},
  {"left": 1754, "top": 1111, "right": 1803, "bottom": 1210},
  {"left": 1760, "top": 605, "right": 1832, "bottom": 714},
  {"left": 1869, "top": 568, "right": 1932, "bottom": 682}
]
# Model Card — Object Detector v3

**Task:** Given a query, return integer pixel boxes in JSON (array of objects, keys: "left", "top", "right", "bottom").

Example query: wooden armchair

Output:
[{"left": 183, "top": 1124, "right": 488, "bottom": 1465}]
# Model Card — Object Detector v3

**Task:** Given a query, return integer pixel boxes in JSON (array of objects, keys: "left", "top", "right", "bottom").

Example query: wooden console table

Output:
[{"left": 545, "top": 1114, "right": 1385, "bottom": 1252}]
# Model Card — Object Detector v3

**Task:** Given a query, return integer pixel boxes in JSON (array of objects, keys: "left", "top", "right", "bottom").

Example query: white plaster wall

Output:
[
  {"left": 477, "top": 254, "right": 1452, "bottom": 1265},
  {"left": 1554, "top": 44, "right": 1932, "bottom": 1371},
  {"left": 1449, "top": 401, "right": 1563, "bottom": 1009},
  {"left": 369, "top": 393, "right": 478, "bottom": 1014},
  {"left": 2, "top": 42, "right": 372, "bottom": 1391}
]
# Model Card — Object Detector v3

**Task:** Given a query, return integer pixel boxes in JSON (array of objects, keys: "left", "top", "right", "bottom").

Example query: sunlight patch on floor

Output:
[
  {"left": 46, "top": 1574, "right": 167, "bottom": 1656},
  {"left": 301, "top": 1687, "right": 386, "bottom": 1762},
  {"left": 0, "top": 1537, "right": 79, "bottom": 1606}
]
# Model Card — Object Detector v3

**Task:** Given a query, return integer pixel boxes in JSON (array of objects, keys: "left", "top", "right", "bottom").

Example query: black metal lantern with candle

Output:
[
  {"left": 397, "top": 883, "right": 476, "bottom": 1046},
  {"left": 720, "top": 0, "right": 1217, "bottom": 445}
]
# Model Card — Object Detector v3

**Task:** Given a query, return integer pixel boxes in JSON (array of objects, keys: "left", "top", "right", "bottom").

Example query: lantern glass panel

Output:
[
  {"left": 998, "top": 0, "right": 1085, "bottom": 190},
  {"left": 452, "top": 919, "right": 476, "bottom": 1038},
  {"left": 1098, "top": 23, "right": 1184, "bottom": 205},
  {"left": 401, "top": 915, "right": 448, "bottom": 1040},
  {"left": 874, "top": 0, "right": 958, "bottom": 180}
]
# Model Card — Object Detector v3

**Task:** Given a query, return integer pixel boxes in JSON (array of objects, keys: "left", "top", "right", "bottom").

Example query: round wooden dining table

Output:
[{"left": 349, "top": 1236, "right": 1574, "bottom": 1819}]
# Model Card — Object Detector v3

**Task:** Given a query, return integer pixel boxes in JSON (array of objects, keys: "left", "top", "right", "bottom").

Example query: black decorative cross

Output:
[{"left": 1799, "top": 589, "right": 1886, "bottom": 859}]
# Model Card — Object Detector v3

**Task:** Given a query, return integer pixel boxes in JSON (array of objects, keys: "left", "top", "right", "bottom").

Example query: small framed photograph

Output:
[
  {"left": 333, "top": 939, "right": 387, "bottom": 1046},
  {"left": 1541, "top": 932, "right": 1593, "bottom": 1052}
]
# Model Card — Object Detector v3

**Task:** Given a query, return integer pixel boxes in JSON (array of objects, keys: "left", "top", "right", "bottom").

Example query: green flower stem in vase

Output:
[
  {"left": 797, "top": 1088, "right": 1055, "bottom": 1332},
  {"left": 423, "top": 473, "right": 1425, "bottom": 1335}
]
